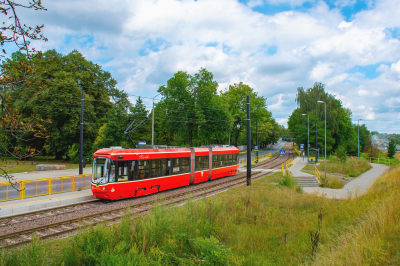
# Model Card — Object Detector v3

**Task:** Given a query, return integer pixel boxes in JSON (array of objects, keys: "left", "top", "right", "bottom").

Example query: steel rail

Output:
[
  {"left": 0, "top": 171, "right": 269, "bottom": 248},
  {"left": 1, "top": 144, "right": 293, "bottom": 225},
  {"left": 0, "top": 144, "right": 295, "bottom": 248}
]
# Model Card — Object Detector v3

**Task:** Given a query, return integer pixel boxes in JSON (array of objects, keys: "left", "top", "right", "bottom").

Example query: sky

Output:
[{"left": 7, "top": 0, "right": 400, "bottom": 133}]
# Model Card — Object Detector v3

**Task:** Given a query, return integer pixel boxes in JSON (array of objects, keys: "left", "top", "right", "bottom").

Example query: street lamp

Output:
[
  {"left": 302, "top": 113, "right": 309, "bottom": 162},
  {"left": 317, "top": 100, "right": 326, "bottom": 183},
  {"left": 152, "top": 93, "right": 161, "bottom": 145},
  {"left": 358, "top": 119, "right": 363, "bottom": 158}
]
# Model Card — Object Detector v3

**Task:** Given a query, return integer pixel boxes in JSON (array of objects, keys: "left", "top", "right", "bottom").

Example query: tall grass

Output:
[
  {"left": 313, "top": 166, "right": 400, "bottom": 265},
  {"left": 1, "top": 167, "right": 400, "bottom": 265}
]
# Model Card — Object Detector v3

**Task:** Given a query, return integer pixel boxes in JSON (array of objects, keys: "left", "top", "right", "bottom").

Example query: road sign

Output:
[
  {"left": 255, "top": 146, "right": 258, "bottom": 151},
  {"left": 300, "top": 144, "right": 304, "bottom": 150},
  {"left": 270, "top": 145, "right": 273, "bottom": 148},
  {"left": 138, "top": 141, "right": 146, "bottom": 145},
  {"left": 280, "top": 149, "right": 285, "bottom": 155}
]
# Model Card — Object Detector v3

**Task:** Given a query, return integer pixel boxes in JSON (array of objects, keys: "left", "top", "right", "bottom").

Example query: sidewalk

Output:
[
  {"left": 0, "top": 190, "right": 95, "bottom": 217},
  {"left": 3, "top": 167, "right": 92, "bottom": 181},
  {"left": 302, "top": 163, "right": 389, "bottom": 199},
  {"left": 288, "top": 157, "right": 316, "bottom": 178}
]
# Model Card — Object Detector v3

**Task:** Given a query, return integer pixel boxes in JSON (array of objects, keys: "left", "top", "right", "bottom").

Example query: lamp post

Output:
[
  {"left": 152, "top": 93, "right": 161, "bottom": 145},
  {"left": 317, "top": 100, "right": 326, "bottom": 183},
  {"left": 302, "top": 113, "right": 309, "bottom": 162},
  {"left": 358, "top": 119, "right": 362, "bottom": 158}
]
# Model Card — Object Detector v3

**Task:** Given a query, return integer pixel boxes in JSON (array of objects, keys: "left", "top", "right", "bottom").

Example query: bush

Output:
[
  {"left": 278, "top": 172, "right": 296, "bottom": 189},
  {"left": 67, "top": 143, "right": 79, "bottom": 164}
]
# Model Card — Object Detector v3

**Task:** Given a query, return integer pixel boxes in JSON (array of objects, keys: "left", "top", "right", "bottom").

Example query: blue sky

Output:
[{"left": 10, "top": 0, "right": 400, "bottom": 133}]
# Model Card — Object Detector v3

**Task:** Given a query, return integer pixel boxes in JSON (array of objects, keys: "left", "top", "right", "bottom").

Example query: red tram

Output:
[{"left": 91, "top": 145, "right": 240, "bottom": 200}]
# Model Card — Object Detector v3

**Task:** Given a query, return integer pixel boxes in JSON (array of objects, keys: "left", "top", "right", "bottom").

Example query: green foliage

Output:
[
  {"left": 387, "top": 139, "right": 396, "bottom": 159},
  {"left": 67, "top": 143, "right": 79, "bottom": 164},
  {"left": 288, "top": 82, "right": 361, "bottom": 156},
  {"left": 335, "top": 144, "right": 348, "bottom": 164},
  {"left": 156, "top": 69, "right": 232, "bottom": 147},
  {"left": 221, "top": 82, "right": 279, "bottom": 147},
  {"left": 5, "top": 169, "right": 400, "bottom": 265},
  {"left": 2, "top": 50, "right": 133, "bottom": 159},
  {"left": 364, "top": 140, "right": 379, "bottom": 159},
  {"left": 354, "top": 124, "right": 370, "bottom": 152},
  {"left": 278, "top": 172, "right": 296, "bottom": 189}
]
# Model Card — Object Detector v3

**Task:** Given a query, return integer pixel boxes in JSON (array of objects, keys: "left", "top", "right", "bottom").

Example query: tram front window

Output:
[{"left": 92, "top": 157, "right": 111, "bottom": 184}]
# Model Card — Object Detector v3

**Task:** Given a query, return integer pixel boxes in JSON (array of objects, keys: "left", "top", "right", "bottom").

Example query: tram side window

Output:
[
  {"left": 213, "top": 155, "right": 218, "bottom": 168},
  {"left": 202, "top": 156, "right": 209, "bottom": 170},
  {"left": 116, "top": 161, "right": 130, "bottom": 181},
  {"left": 195, "top": 156, "right": 209, "bottom": 171},
  {"left": 138, "top": 160, "right": 150, "bottom": 179},
  {"left": 233, "top": 154, "right": 238, "bottom": 164},
  {"left": 195, "top": 156, "right": 203, "bottom": 171},
  {"left": 110, "top": 162, "right": 116, "bottom": 182},
  {"left": 151, "top": 160, "right": 162, "bottom": 178},
  {"left": 172, "top": 158, "right": 180, "bottom": 174},
  {"left": 227, "top": 154, "right": 233, "bottom": 166},
  {"left": 182, "top": 157, "right": 190, "bottom": 173},
  {"left": 129, "top": 161, "right": 135, "bottom": 181},
  {"left": 161, "top": 159, "right": 170, "bottom": 176}
]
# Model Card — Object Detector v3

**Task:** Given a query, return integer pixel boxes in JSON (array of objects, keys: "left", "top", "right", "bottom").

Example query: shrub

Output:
[{"left": 278, "top": 172, "right": 296, "bottom": 189}]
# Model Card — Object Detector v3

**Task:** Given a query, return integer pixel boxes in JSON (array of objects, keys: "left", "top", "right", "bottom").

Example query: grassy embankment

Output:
[
  {"left": 301, "top": 155, "right": 372, "bottom": 189},
  {"left": 2, "top": 165, "right": 400, "bottom": 265},
  {"left": 0, "top": 156, "right": 81, "bottom": 175}
]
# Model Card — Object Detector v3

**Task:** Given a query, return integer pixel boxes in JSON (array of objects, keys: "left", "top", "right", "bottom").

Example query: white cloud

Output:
[
  {"left": 358, "top": 89, "right": 370, "bottom": 96},
  {"left": 14, "top": 0, "right": 400, "bottom": 133}
]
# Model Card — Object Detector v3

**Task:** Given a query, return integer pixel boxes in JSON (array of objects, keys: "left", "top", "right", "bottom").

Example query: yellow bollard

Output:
[{"left": 48, "top": 178, "right": 52, "bottom": 196}]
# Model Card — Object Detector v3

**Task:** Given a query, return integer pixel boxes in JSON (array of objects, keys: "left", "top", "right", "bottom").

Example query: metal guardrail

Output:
[
  {"left": 369, "top": 157, "right": 391, "bottom": 165},
  {"left": 0, "top": 174, "right": 92, "bottom": 202},
  {"left": 294, "top": 147, "right": 301, "bottom": 156},
  {"left": 239, "top": 153, "right": 273, "bottom": 167}
]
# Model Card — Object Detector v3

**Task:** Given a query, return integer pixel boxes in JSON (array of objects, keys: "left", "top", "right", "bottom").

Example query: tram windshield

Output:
[{"left": 92, "top": 157, "right": 111, "bottom": 184}]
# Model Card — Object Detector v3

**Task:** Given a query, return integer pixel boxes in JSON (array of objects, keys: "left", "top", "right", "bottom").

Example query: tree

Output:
[
  {"left": 221, "top": 82, "right": 274, "bottom": 147},
  {"left": 335, "top": 145, "right": 347, "bottom": 171},
  {"left": 2, "top": 50, "right": 127, "bottom": 160},
  {"left": 364, "top": 140, "right": 379, "bottom": 160},
  {"left": 1, "top": 0, "right": 47, "bottom": 61},
  {"left": 0, "top": 1, "right": 48, "bottom": 184},
  {"left": 387, "top": 139, "right": 396, "bottom": 159},
  {"left": 288, "top": 82, "right": 356, "bottom": 155},
  {"left": 157, "top": 68, "right": 231, "bottom": 147},
  {"left": 353, "top": 124, "right": 370, "bottom": 152}
]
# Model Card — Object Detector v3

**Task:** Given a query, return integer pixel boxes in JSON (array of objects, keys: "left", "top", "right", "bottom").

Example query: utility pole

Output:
[
  {"left": 79, "top": 88, "right": 84, "bottom": 175},
  {"left": 256, "top": 120, "right": 259, "bottom": 163},
  {"left": 358, "top": 119, "right": 362, "bottom": 158},
  {"left": 246, "top": 96, "right": 251, "bottom": 186}
]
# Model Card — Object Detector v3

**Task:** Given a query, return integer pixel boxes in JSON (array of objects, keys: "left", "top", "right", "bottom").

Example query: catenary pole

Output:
[
  {"left": 302, "top": 114, "right": 309, "bottom": 162},
  {"left": 79, "top": 88, "right": 84, "bottom": 175},
  {"left": 152, "top": 98, "right": 155, "bottom": 145},
  {"left": 318, "top": 101, "right": 327, "bottom": 183},
  {"left": 358, "top": 119, "right": 362, "bottom": 158},
  {"left": 151, "top": 93, "right": 161, "bottom": 145},
  {"left": 246, "top": 96, "right": 251, "bottom": 186},
  {"left": 256, "top": 120, "right": 258, "bottom": 162}
]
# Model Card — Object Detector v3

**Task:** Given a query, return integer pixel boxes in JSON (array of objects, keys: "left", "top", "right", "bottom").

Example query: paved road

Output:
[
  {"left": 239, "top": 141, "right": 286, "bottom": 159},
  {"left": 302, "top": 163, "right": 389, "bottom": 199}
]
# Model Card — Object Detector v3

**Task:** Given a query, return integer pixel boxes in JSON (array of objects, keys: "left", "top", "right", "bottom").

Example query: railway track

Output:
[{"left": 0, "top": 143, "right": 295, "bottom": 249}]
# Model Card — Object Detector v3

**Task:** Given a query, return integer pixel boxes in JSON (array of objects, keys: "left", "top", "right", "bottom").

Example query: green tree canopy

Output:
[
  {"left": 288, "top": 82, "right": 358, "bottom": 155},
  {"left": 221, "top": 82, "right": 277, "bottom": 147},
  {"left": 156, "top": 68, "right": 232, "bottom": 147},
  {"left": 2, "top": 50, "right": 129, "bottom": 159}
]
